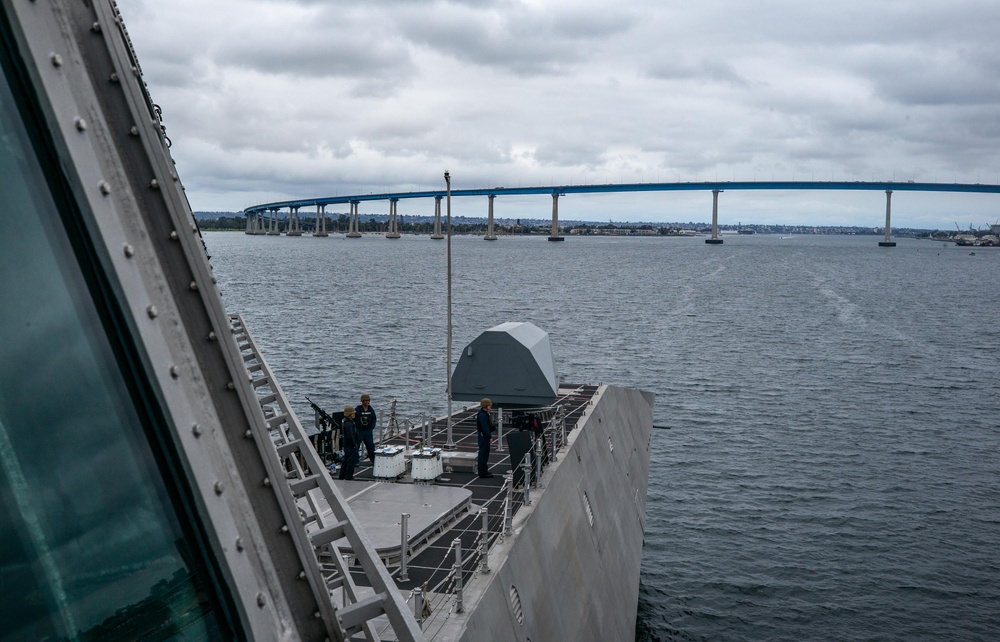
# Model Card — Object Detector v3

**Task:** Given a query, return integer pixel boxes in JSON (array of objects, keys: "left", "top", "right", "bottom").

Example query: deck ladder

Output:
[{"left": 229, "top": 314, "right": 425, "bottom": 642}]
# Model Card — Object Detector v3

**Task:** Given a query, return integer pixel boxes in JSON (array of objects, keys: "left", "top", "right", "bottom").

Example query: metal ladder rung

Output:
[
  {"left": 311, "top": 519, "right": 349, "bottom": 547},
  {"left": 258, "top": 392, "right": 278, "bottom": 406},
  {"left": 266, "top": 413, "right": 287, "bottom": 429},
  {"left": 276, "top": 439, "right": 304, "bottom": 457},
  {"left": 289, "top": 474, "right": 320, "bottom": 496},
  {"left": 337, "top": 592, "right": 387, "bottom": 635}
]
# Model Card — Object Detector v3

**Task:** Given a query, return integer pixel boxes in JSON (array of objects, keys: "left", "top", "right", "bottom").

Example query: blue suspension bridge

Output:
[{"left": 242, "top": 180, "right": 1000, "bottom": 247}]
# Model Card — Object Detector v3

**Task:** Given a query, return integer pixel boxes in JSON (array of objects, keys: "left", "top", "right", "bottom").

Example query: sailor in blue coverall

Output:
[
  {"left": 476, "top": 398, "right": 494, "bottom": 478},
  {"left": 355, "top": 393, "right": 377, "bottom": 463}
]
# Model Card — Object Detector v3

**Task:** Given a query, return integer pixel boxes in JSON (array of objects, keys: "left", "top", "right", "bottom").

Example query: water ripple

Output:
[{"left": 205, "top": 233, "right": 1000, "bottom": 642}]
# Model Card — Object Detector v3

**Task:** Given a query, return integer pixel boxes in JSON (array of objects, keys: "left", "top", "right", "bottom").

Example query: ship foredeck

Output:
[{"left": 327, "top": 385, "right": 599, "bottom": 596}]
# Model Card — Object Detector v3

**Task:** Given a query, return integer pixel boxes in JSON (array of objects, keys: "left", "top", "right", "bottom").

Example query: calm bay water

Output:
[{"left": 204, "top": 231, "right": 1000, "bottom": 641}]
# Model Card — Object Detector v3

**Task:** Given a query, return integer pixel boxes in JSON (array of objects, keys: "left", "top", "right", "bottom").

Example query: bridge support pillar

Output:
[
  {"left": 705, "top": 189, "right": 724, "bottom": 244},
  {"left": 431, "top": 196, "right": 444, "bottom": 239},
  {"left": 878, "top": 189, "right": 896, "bottom": 247},
  {"left": 347, "top": 201, "right": 361, "bottom": 238},
  {"left": 314, "top": 204, "right": 328, "bottom": 236},
  {"left": 386, "top": 198, "right": 401, "bottom": 238},
  {"left": 267, "top": 208, "right": 280, "bottom": 235},
  {"left": 485, "top": 195, "right": 498, "bottom": 240},
  {"left": 287, "top": 207, "right": 302, "bottom": 236},
  {"left": 548, "top": 192, "right": 564, "bottom": 241}
]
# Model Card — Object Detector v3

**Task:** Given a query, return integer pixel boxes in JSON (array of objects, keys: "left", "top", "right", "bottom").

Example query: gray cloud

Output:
[{"left": 118, "top": 0, "right": 1000, "bottom": 227}]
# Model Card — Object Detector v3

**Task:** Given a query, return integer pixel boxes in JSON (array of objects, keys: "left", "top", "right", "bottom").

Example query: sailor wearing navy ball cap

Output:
[{"left": 355, "top": 394, "right": 377, "bottom": 463}]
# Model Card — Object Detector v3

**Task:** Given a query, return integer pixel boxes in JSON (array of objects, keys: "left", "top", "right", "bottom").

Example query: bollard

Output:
[
  {"left": 453, "top": 539, "right": 464, "bottom": 613},
  {"left": 480, "top": 506, "right": 490, "bottom": 573},
  {"left": 413, "top": 587, "right": 424, "bottom": 627},
  {"left": 399, "top": 513, "right": 410, "bottom": 581}
]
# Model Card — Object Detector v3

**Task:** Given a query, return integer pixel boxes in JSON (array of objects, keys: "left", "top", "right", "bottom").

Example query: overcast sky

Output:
[{"left": 120, "top": 0, "right": 1000, "bottom": 229}]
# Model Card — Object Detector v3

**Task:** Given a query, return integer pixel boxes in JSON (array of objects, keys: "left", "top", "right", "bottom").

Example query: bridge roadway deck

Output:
[
  {"left": 321, "top": 385, "right": 598, "bottom": 597},
  {"left": 245, "top": 180, "right": 1000, "bottom": 213}
]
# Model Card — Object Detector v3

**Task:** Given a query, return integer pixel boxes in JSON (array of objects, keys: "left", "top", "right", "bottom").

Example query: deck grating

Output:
[{"left": 343, "top": 385, "right": 599, "bottom": 592}]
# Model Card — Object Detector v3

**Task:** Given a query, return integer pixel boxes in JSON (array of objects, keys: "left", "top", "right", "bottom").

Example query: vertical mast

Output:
[{"left": 445, "top": 171, "right": 455, "bottom": 447}]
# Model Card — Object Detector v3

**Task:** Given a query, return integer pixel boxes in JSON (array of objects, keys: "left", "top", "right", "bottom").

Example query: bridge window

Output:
[{"left": 0, "top": 49, "right": 231, "bottom": 639}]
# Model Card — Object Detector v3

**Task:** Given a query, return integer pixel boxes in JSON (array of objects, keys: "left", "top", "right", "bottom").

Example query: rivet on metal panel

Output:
[
  {"left": 169, "top": 230, "right": 179, "bottom": 240},
  {"left": 109, "top": 72, "right": 119, "bottom": 83},
  {"left": 50, "top": 53, "right": 63, "bottom": 67},
  {"left": 189, "top": 281, "right": 198, "bottom": 291},
  {"left": 313, "top": 611, "right": 322, "bottom": 619},
  {"left": 74, "top": 117, "right": 87, "bottom": 132},
  {"left": 90, "top": 22, "right": 101, "bottom": 33},
  {"left": 280, "top": 525, "right": 289, "bottom": 534},
  {"left": 207, "top": 331, "right": 217, "bottom": 341},
  {"left": 98, "top": 181, "right": 111, "bottom": 195},
  {"left": 244, "top": 430, "right": 253, "bottom": 439},
  {"left": 298, "top": 571, "right": 306, "bottom": 580},
  {"left": 256, "top": 593, "right": 266, "bottom": 608},
  {"left": 235, "top": 537, "right": 245, "bottom": 552},
  {"left": 150, "top": 179, "right": 160, "bottom": 190},
  {"left": 213, "top": 481, "right": 224, "bottom": 495},
  {"left": 123, "top": 243, "right": 134, "bottom": 258},
  {"left": 146, "top": 305, "right": 158, "bottom": 319},
  {"left": 262, "top": 477, "right": 271, "bottom": 486},
  {"left": 129, "top": 126, "right": 138, "bottom": 136},
  {"left": 226, "top": 381, "right": 235, "bottom": 390},
  {"left": 169, "top": 365, "right": 180, "bottom": 379},
  {"left": 211, "top": 277, "right": 217, "bottom": 284},
  {"left": 192, "top": 423, "right": 202, "bottom": 438}
]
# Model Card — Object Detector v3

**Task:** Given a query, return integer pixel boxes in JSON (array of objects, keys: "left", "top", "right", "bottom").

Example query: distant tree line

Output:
[
  {"left": 195, "top": 214, "right": 940, "bottom": 237},
  {"left": 197, "top": 214, "right": 560, "bottom": 235}
]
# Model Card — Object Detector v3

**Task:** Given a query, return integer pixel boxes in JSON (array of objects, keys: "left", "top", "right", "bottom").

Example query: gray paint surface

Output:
[
  {"left": 433, "top": 385, "right": 654, "bottom": 641},
  {"left": 452, "top": 322, "right": 559, "bottom": 406}
]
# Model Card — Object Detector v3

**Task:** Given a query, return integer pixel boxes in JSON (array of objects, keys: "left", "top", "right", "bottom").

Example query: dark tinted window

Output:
[{"left": 0, "top": 47, "right": 226, "bottom": 640}]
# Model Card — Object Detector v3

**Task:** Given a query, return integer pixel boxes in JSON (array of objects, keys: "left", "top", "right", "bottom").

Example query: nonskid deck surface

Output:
[{"left": 341, "top": 385, "right": 599, "bottom": 593}]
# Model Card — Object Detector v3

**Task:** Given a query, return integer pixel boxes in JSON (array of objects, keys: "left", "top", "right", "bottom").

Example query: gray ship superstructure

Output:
[{"left": 0, "top": 2, "right": 653, "bottom": 640}]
